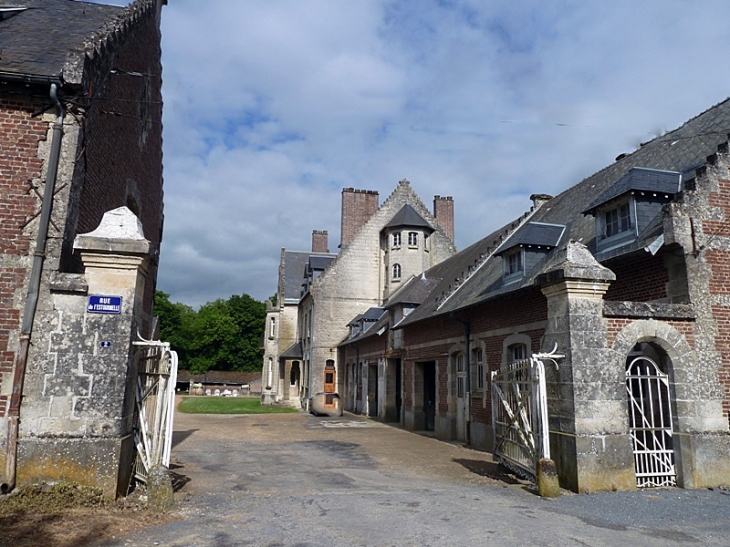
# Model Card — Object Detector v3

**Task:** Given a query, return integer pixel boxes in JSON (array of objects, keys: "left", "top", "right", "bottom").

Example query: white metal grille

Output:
[
  {"left": 491, "top": 349, "right": 560, "bottom": 480},
  {"left": 133, "top": 336, "right": 178, "bottom": 484},
  {"left": 626, "top": 355, "right": 676, "bottom": 488}
]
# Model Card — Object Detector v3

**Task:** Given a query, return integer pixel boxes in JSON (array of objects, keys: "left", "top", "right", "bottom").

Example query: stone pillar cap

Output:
[
  {"left": 74, "top": 206, "right": 151, "bottom": 256},
  {"left": 536, "top": 241, "right": 615, "bottom": 286}
]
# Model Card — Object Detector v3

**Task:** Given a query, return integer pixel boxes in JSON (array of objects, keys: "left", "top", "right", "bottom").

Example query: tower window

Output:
[
  {"left": 408, "top": 232, "right": 418, "bottom": 247},
  {"left": 392, "top": 263, "right": 401, "bottom": 280}
]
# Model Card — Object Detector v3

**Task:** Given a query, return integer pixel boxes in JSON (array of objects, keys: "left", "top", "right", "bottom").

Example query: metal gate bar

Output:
[
  {"left": 491, "top": 347, "right": 561, "bottom": 481},
  {"left": 132, "top": 335, "right": 178, "bottom": 484},
  {"left": 626, "top": 356, "right": 676, "bottom": 488}
]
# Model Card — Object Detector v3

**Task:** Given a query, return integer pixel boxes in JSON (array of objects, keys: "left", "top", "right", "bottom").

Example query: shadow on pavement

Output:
[
  {"left": 171, "top": 429, "right": 198, "bottom": 449},
  {"left": 453, "top": 458, "right": 532, "bottom": 488}
]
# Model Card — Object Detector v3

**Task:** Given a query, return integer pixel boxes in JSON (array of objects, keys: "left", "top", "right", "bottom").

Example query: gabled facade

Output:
[
  {"left": 392, "top": 98, "right": 730, "bottom": 493},
  {"left": 262, "top": 231, "right": 336, "bottom": 406},
  {"left": 298, "top": 180, "right": 456, "bottom": 411},
  {"left": 0, "top": 0, "right": 166, "bottom": 495}
]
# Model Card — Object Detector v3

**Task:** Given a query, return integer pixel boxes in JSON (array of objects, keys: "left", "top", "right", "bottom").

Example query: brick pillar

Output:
[
  {"left": 537, "top": 242, "right": 635, "bottom": 493},
  {"left": 16, "top": 207, "right": 151, "bottom": 498},
  {"left": 340, "top": 188, "right": 379, "bottom": 248},
  {"left": 433, "top": 195, "right": 454, "bottom": 241},
  {"left": 311, "top": 230, "right": 329, "bottom": 253}
]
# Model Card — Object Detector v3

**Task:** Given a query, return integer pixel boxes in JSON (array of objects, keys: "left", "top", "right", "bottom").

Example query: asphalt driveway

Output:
[{"left": 107, "top": 409, "right": 730, "bottom": 546}]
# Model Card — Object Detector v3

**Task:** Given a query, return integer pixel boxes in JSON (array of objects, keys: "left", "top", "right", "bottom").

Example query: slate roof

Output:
[
  {"left": 0, "top": 0, "right": 123, "bottom": 83},
  {"left": 583, "top": 167, "right": 682, "bottom": 214},
  {"left": 282, "top": 251, "right": 335, "bottom": 301},
  {"left": 279, "top": 342, "right": 303, "bottom": 360},
  {"left": 385, "top": 204, "right": 433, "bottom": 231},
  {"left": 495, "top": 222, "right": 566, "bottom": 255},
  {"left": 385, "top": 274, "right": 441, "bottom": 307},
  {"left": 398, "top": 97, "right": 730, "bottom": 329}
]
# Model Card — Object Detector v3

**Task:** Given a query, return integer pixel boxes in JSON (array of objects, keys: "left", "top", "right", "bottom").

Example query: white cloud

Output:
[{"left": 88, "top": 0, "right": 730, "bottom": 306}]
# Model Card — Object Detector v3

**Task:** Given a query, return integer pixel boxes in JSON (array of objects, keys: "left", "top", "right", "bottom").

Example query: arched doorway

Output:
[
  {"left": 625, "top": 343, "right": 676, "bottom": 488},
  {"left": 290, "top": 361, "right": 300, "bottom": 398}
]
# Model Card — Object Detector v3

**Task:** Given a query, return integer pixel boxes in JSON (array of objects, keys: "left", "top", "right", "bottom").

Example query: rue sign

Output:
[{"left": 87, "top": 295, "right": 122, "bottom": 314}]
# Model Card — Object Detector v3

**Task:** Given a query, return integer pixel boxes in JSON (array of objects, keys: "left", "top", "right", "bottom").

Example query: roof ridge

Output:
[{"left": 62, "top": 0, "right": 160, "bottom": 85}]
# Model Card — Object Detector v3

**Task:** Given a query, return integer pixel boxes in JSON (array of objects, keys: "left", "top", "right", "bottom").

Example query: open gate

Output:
[
  {"left": 626, "top": 355, "right": 676, "bottom": 488},
  {"left": 132, "top": 334, "right": 178, "bottom": 484},
  {"left": 491, "top": 348, "right": 561, "bottom": 480}
]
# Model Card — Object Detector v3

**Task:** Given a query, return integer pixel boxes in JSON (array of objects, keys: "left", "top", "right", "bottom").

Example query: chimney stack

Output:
[
  {"left": 312, "top": 230, "right": 329, "bottom": 253},
  {"left": 433, "top": 195, "right": 454, "bottom": 241},
  {"left": 340, "top": 188, "right": 379, "bottom": 248},
  {"left": 530, "top": 193, "right": 553, "bottom": 210}
]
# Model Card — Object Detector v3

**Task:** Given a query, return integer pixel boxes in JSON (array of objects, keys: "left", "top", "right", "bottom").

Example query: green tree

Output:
[
  {"left": 153, "top": 291, "right": 265, "bottom": 373},
  {"left": 153, "top": 291, "right": 194, "bottom": 362}
]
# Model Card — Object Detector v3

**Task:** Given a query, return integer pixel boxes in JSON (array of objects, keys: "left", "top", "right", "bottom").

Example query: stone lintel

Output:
[
  {"left": 603, "top": 301, "right": 696, "bottom": 320},
  {"left": 49, "top": 272, "right": 88, "bottom": 294}
]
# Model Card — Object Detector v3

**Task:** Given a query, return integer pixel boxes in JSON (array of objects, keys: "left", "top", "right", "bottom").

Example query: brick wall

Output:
[
  {"left": 604, "top": 252, "right": 669, "bottom": 302},
  {"left": 0, "top": 96, "right": 50, "bottom": 418},
  {"left": 67, "top": 6, "right": 164, "bottom": 333}
]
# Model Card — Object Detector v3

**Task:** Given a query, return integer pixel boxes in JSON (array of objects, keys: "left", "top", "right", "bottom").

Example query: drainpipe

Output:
[
  {"left": 451, "top": 313, "right": 471, "bottom": 444},
  {"left": 2, "top": 83, "right": 64, "bottom": 494}
]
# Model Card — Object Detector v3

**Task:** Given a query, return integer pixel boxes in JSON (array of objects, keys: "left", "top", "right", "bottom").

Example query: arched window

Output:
[
  {"left": 392, "top": 263, "right": 401, "bottom": 280},
  {"left": 269, "top": 316, "right": 276, "bottom": 339}
]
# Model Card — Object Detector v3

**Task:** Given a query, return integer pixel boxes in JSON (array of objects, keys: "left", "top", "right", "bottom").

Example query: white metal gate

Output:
[
  {"left": 491, "top": 348, "right": 561, "bottom": 480},
  {"left": 626, "top": 355, "right": 676, "bottom": 488},
  {"left": 133, "top": 335, "right": 178, "bottom": 484}
]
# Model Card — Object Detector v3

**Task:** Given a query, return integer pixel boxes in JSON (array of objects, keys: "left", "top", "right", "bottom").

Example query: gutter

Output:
[{"left": 2, "top": 83, "right": 64, "bottom": 494}]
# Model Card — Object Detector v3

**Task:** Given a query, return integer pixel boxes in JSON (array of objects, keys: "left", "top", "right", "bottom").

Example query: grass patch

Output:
[{"left": 178, "top": 396, "right": 299, "bottom": 415}]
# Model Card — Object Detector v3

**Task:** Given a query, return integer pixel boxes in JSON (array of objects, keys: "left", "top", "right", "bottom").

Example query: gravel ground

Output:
[{"left": 103, "top": 409, "right": 730, "bottom": 547}]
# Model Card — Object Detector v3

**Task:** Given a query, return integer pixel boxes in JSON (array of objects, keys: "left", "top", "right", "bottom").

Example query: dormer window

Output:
[
  {"left": 495, "top": 222, "right": 564, "bottom": 284},
  {"left": 503, "top": 248, "right": 524, "bottom": 280},
  {"left": 392, "top": 232, "right": 401, "bottom": 248},
  {"left": 582, "top": 168, "right": 681, "bottom": 256},
  {"left": 604, "top": 200, "right": 631, "bottom": 238}
]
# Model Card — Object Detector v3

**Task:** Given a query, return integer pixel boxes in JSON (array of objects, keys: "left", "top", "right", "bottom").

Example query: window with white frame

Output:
[
  {"left": 269, "top": 316, "right": 276, "bottom": 339},
  {"left": 509, "top": 343, "right": 527, "bottom": 363},
  {"left": 471, "top": 346, "right": 484, "bottom": 390},
  {"left": 456, "top": 353, "right": 466, "bottom": 398},
  {"left": 503, "top": 248, "right": 524, "bottom": 278},
  {"left": 392, "top": 232, "right": 401, "bottom": 247},
  {"left": 392, "top": 263, "right": 401, "bottom": 280},
  {"left": 408, "top": 231, "right": 418, "bottom": 247},
  {"left": 603, "top": 200, "right": 632, "bottom": 238}
]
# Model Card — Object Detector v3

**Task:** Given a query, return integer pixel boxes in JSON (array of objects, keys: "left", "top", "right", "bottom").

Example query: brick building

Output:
[
  {"left": 380, "top": 98, "right": 730, "bottom": 493},
  {"left": 0, "top": 0, "right": 165, "bottom": 495}
]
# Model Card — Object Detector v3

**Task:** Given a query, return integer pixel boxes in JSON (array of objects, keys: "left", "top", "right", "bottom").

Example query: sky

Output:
[{"left": 92, "top": 0, "right": 730, "bottom": 307}]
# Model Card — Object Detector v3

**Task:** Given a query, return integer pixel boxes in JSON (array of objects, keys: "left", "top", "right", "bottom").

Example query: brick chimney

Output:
[
  {"left": 311, "top": 230, "right": 329, "bottom": 253},
  {"left": 340, "top": 188, "right": 379, "bottom": 248},
  {"left": 433, "top": 195, "right": 454, "bottom": 241}
]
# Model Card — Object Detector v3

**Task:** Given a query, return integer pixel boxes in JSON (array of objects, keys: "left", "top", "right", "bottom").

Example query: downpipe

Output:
[{"left": 2, "top": 83, "right": 64, "bottom": 494}]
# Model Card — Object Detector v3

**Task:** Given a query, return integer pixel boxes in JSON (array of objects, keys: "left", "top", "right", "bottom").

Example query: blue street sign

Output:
[
  {"left": 87, "top": 295, "right": 122, "bottom": 314},
  {"left": 100, "top": 341, "right": 112, "bottom": 348}
]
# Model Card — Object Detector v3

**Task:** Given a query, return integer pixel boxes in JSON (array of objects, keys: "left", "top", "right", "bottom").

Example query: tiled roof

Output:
[
  {"left": 280, "top": 342, "right": 302, "bottom": 359},
  {"left": 399, "top": 97, "right": 730, "bottom": 328},
  {"left": 495, "top": 222, "right": 566, "bottom": 255},
  {"left": 0, "top": 0, "right": 123, "bottom": 82},
  {"left": 282, "top": 251, "right": 335, "bottom": 301},
  {"left": 385, "top": 204, "right": 433, "bottom": 230},
  {"left": 582, "top": 167, "right": 682, "bottom": 214}
]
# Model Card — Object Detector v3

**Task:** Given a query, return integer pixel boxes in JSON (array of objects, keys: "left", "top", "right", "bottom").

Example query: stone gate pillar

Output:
[
  {"left": 537, "top": 242, "right": 636, "bottom": 493},
  {"left": 18, "top": 207, "right": 151, "bottom": 498}
]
